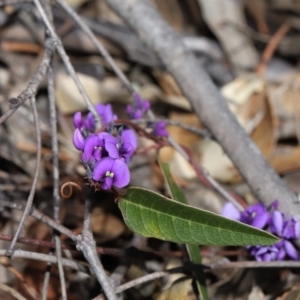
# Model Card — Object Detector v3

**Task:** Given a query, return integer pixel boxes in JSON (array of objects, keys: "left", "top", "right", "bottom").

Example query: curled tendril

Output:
[{"left": 60, "top": 182, "right": 82, "bottom": 198}]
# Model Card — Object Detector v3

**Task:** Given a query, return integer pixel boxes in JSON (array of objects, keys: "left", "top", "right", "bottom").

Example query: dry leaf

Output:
[{"left": 154, "top": 278, "right": 192, "bottom": 300}]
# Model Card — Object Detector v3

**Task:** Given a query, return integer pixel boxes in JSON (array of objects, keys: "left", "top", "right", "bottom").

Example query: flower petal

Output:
[
  {"left": 121, "top": 143, "right": 134, "bottom": 158},
  {"left": 106, "top": 142, "right": 120, "bottom": 159},
  {"left": 247, "top": 203, "right": 266, "bottom": 215},
  {"left": 154, "top": 121, "right": 168, "bottom": 137},
  {"left": 222, "top": 203, "right": 240, "bottom": 221},
  {"left": 122, "top": 129, "right": 138, "bottom": 150},
  {"left": 277, "top": 246, "right": 286, "bottom": 261},
  {"left": 271, "top": 211, "right": 284, "bottom": 236},
  {"left": 73, "top": 112, "right": 83, "bottom": 129},
  {"left": 284, "top": 240, "right": 298, "bottom": 260},
  {"left": 85, "top": 112, "right": 95, "bottom": 131},
  {"left": 93, "top": 157, "right": 114, "bottom": 181},
  {"left": 103, "top": 176, "right": 113, "bottom": 190},
  {"left": 251, "top": 211, "right": 269, "bottom": 229},
  {"left": 83, "top": 134, "right": 98, "bottom": 158},
  {"left": 95, "top": 104, "right": 105, "bottom": 115},
  {"left": 73, "top": 128, "right": 85, "bottom": 150},
  {"left": 111, "top": 159, "right": 130, "bottom": 188}
]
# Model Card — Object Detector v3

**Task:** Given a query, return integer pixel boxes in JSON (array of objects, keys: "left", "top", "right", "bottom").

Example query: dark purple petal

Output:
[
  {"left": 95, "top": 104, "right": 105, "bottom": 116},
  {"left": 85, "top": 113, "right": 95, "bottom": 131},
  {"left": 222, "top": 203, "right": 241, "bottom": 221},
  {"left": 143, "top": 100, "right": 150, "bottom": 111},
  {"left": 93, "top": 148, "right": 102, "bottom": 161},
  {"left": 251, "top": 211, "right": 269, "bottom": 229},
  {"left": 153, "top": 121, "right": 168, "bottom": 137},
  {"left": 247, "top": 203, "right": 267, "bottom": 215},
  {"left": 73, "top": 128, "right": 85, "bottom": 150},
  {"left": 271, "top": 211, "right": 284, "bottom": 236},
  {"left": 103, "top": 104, "right": 115, "bottom": 124},
  {"left": 255, "top": 247, "right": 267, "bottom": 261},
  {"left": 283, "top": 217, "right": 300, "bottom": 239},
  {"left": 111, "top": 159, "right": 130, "bottom": 188},
  {"left": 126, "top": 105, "right": 133, "bottom": 116},
  {"left": 73, "top": 112, "right": 83, "bottom": 129},
  {"left": 105, "top": 142, "right": 120, "bottom": 159},
  {"left": 255, "top": 246, "right": 278, "bottom": 262},
  {"left": 271, "top": 200, "right": 279, "bottom": 210},
  {"left": 98, "top": 132, "right": 116, "bottom": 145},
  {"left": 83, "top": 135, "right": 99, "bottom": 158},
  {"left": 92, "top": 157, "right": 115, "bottom": 181},
  {"left": 284, "top": 240, "right": 298, "bottom": 260},
  {"left": 121, "top": 143, "right": 134, "bottom": 158},
  {"left": 276, "top": 246, "right": 286, "bottom": 260},
  {"left": 103, "top": 176, "right": 113, "bottom": 190},
  {"left": 133, "top": 92, "right": 142, "bottom": 105},
  {"left": 122, "top": 129, "right": 137, "bottom": 150},
  {"left": 134, "top": 109, "right": 143, "bottom": 120}
]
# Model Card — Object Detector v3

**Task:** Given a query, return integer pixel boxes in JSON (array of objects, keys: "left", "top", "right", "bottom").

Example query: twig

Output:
[
  {"left": 77, "top": 198, "right": 117, "bottom": 300},
  {"left": 209, "top": 259, "right": 300, "bottom": 269},
  {"left": 55, "top": 0, "right": 134, "bottom": 95},
  {"left": 167, "top": 137, "right": 245, "bottom": 211},
  {"left": 0, "top": 282, "right": 27, "bottom": 300},
  {"left": 256, "top": 23, "right": 290, "bottom": 75},
  {"left": 105, "top": 0, "right": 300, "bottom": 242},
  {"left": 0, "top": 200, "right": 78, "bottom": 241},
  {"left": 32, "top": 0, "right": 101, "bottom": 128},
  {"left": 6, "top": 96, "right": 42, "bottom": 256},
  {"left": 0, "top": 233, "right": 245, "bottom": 259},
  {"left": 0, "top": 249, "right": 88, "bottom": 272},
  {"left": 115, "top": 271, "right": 168, "bottom": 294},
  {"left": 0, "top": 0, "right": 31, "bottom": 6},
  {"left": 0, "top": 38, "right": 54, "bottom": 126},
  {"left": 133, "top": 118, "right": 211, "bottom": 139},
  {"left": 41, "top": 260, "right": 52, "bottom": 300},
  {"left": 48, "top": 52, "right": 67, "bottom": 299}
]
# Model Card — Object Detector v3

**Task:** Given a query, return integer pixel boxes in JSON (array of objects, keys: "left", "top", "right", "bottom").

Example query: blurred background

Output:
[{"left": 1, "top": 0, "right": 300, "bottom": 299}]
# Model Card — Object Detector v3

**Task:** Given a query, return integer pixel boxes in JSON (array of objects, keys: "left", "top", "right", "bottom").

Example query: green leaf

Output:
[
  {"left": 160, "top": 162, "right": 208, "bottom": 300},
  {"left": 160, "top": 162, "right": 186, "bottom": 205},
  {"left": 118, "top": 187, "right": 279, "bottom": 246}
]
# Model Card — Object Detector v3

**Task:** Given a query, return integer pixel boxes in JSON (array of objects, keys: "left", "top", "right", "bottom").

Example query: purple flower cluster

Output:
[
  {"left": 73, "top": 104, "right": 137, "bottom": 190},
  {"left": 126, "top": 93, "right": 150, "bottom": 120},
  {"left": 222, "top": 201, "right": 300, "bottom": 261},
  {"left": 126, "top": 93, "right": 168, "bottom": 137}
]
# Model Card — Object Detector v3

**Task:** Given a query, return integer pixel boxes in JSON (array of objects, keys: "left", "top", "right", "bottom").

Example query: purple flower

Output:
[
  {"left": 282, "top": 217, "right": 300, "bottom": 239},
  {"left": 84, "top": 104, "right": 118, "bottom": 132},
  {"left": 222, "top": 203, "right": 241, "bottom": 221},
  {"left": 81, "top": 134, "right": 102, "bottom": 163},
  {"left": 93, "top": 157, "right": 130, "bottom": 190},
  {"left": 222, "top": 200, "right": 300, "bottom": 261},
  {"left": 96, "top": 104, "right": 117, "bottom": 125},
  {"left": 85, "top": 112, "right": 95, "bottom": 132},
  {"left": 73, "top": 128, "right": 85, "bottom": 150},
  {"left": 122, "top": 129, "right": 138, "bottom": 150},
  {"left": 106, "top": 137, "right": 134, "bottom": 161},
  {"left": 284, "top": 240, "right": 298, "bottom": 260},
  {"left": 254, "top": 245, "right": 279, "bottom": 262},
  {"left": 126, "top": 93, "right": 150, "bottom": 120},
  {"left": 270, "top": 211, "right": 284, "bottom": 236},
  {"left": 153, "top": 121, "right": 168, "bottom": 137},
  {"left": 240, "top": 203, "right": 269, "bottom": 229},
  {"left": 73, "top": 112, "right": 84, "bottom": 129},
  {"left": 81, "top": 132, "right": 115, "bottom": 163}
]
